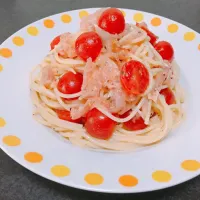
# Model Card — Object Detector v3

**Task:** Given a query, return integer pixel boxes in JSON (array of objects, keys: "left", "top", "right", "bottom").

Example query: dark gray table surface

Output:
[{"left": 0, "top": 0, "right": 200, "bottom": 199}]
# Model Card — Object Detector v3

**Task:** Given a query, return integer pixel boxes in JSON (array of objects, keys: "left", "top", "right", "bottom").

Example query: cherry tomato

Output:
[
  {"left": 75, "top": 32, "right": 102, "bottom": 61},
  {"left": 50, "top": 35, "right": 60, "bottom": 50},
  {"left": 81, "top": 117, "right": 86, "bottom": 125},
  {"left": 57, "top": 72, "right": 83, "bottom": 95},
  {"left": 136, "top": 23, "right": 158, "bottom": 45},
  {"left": 55, "top": 109, "right": 82, "bottom": 123},
  {"left": 98, "top": 8, "right": 125, "bottom": 34},
  {"left": 85, "top": 108, "right": 116, "bottom": 140},
  {"left": 154, "top": 41, "right": 174, "bottom": 61},
  {"left": 160, "top": 88, "right": 176, "bottom": 105},
  {"left": 120, "top": 60, "right": 150, "bottom": 95},
  {"left": 121, "top": 110, "right": 147, "bottom": 131}
]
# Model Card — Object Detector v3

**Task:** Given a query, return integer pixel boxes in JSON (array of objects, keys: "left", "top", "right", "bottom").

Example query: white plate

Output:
[{"left": 0, "top": 8, "right": 200, "bottom": 193}]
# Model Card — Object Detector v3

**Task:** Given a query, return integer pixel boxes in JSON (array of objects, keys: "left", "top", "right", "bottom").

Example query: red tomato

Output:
[
  {"left": 55, "top": 109, "right": 82, "bottom": 123},
  {"left": 121, "top": 110, "right": 147, "bottom": 131},
  {"left": 136, "top": 23, "right": 158, "bottom": 45},
  {"left": 85, "top": 108, "right": 116, "bottom": 140},
  {"left": 81, "top": 117, "right": 86, "bottom": 125},
  {"left": 160, "top": 88, "right": 176, "bottom": 105},
  {"left": 75, "top": 32, "right": 102, "bottom": 61},
  {"left": 98, "top": 8, "right": 125, "bottom": 34},
  {"left": 50, "top": 35, "right": 60, "bottom": 50},
  {"left": 154, "top": 41, "right": 174, "bottom": 61},
  {"left": 57, "top": 72, "right": 83, "bottom": 95},
  {"left": 120, "top": 60, "right": 150, "bottom": 95}
]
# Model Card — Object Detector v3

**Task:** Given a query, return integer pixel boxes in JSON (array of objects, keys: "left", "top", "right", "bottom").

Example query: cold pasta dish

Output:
[{"left": 30, "top": 8, "right": 185, "bottom": 151}]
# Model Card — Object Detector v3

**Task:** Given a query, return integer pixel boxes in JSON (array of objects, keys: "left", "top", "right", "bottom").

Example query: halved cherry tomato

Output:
[
  {"left": 120, "top": 60, "right": 150, "bottom": 95},
  {"left": 57, "top": 72, "right": 83, "bottom": 96},
  {"left": 85, "top": 108, "right": 116, "bottom": 140},
  {"left": 136, "top": 23, "right": 158, "bottom": 45},
  {"left": 160, "top": 88, "right": 176, "bottom": 105},
  {"left": 98, "top": 8, "right": 125, "bottom": 34},
  {"left": 154, "top": 41, "right": 174, "bottom": 61},
  {"left": 50, "top": 35, "right": 60, "bottom": 50},
  {"left": 75, "top": 32, "right": 102, "bottom": 61},
  {"left": 121, "top": 110, "right": 147, "bottom": 131},
  {"left": 55, "top": 109, "right": 82, "bottom": 123}
]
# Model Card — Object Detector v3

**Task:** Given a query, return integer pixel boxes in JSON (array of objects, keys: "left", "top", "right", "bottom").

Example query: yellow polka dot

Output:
[
  {"left": 181, "top": 160, "right": 200, "bottom": 171},
  {"left": 152, "top": 171, "right": 172, "bottom": 182},
  {"left": 119, "top": 175, "right": 138, "bottom": 187},
  {"left": 61, "top": 14, "right": 72, "bottom": 23},
  {"left": 79, "top": 10, "right": 89, "bottom": 19},
  {"left": 133, "top": 13, "right": 144, "bottom": 22},
  {"left": 0, "top": 64, "right": 3, "bottom": 72},
  {"left": 151, "top": 17, "right": 162, "bottom": 26},
  {"left": 44, "top": 19, "right": 55, "bottom": 28},
  {"left": 121, "top": 10, "right": 126, "bottom": 17},
  {"left": 198, "top": 44, "right": 200, "bottom": 51},
  {"left": 3, "top": 135, "right": 21, "bottom": 146},
  {"left": 51, "top": 165, "right": 70, "bottom": 177},
  {"left": 168, "top": 24, "right": 179, "bottom": 33},
  {"left": 0, "top": 48, "right": 12, "bottom": 58},
  {"left": 27, "top": 26, "right": 39, "bottom": 36},
  {"left": 12, "top": 36, "right": 24, "bottom": 46},
  {"left": 184, "top": 32, "right": 196, "bottom": 41},
  {"left": 0, "top": 118, "right": 6, "bottom": 127},
  {"left": 84, "top": 173, "right": 104, "bottom": 185},
  {"left": 24, "top": 152, "right": 43, "bottom": 163}
]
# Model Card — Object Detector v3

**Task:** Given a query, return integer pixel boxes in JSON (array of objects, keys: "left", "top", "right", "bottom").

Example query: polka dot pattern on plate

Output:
[
  {"left": 133, "top": 13, "right": 144, "bottom": 22},
  {"left": 0, "top": 48, "right": 12, "bottom": 58},
  {"left": 151, "top": 17, "right": 162, "bottom": 26},
  {"left": 0, "top": 64, "right": 3, "bottom": 72},
  {"left": 3, "top": 135, "right": 21, "bottom": 146},
  {"left": 181, "top": 160, "right": 200, "bottom": 171},
  {"left": 44, "top": 19, "right": 55, "bottom": 28},
  {"left": 198, "top": 44, "right": 200, "bottom": 50},
  {"left": 79, "top": 10, "right": 89, "bottom": 19},
  {"left": 12, "top": 36, "right": 24, "bottom": 46},
  {"left": 119, "top": 175, "right": 138, "bottom": 187},
  {"left": 27, "top": 26, "right": 39, "bottom": 36},
  {"left": 121, "top": 10, "right": 126, "bottom": 17},
  {"left": 168, "top": 24, "right": 179, "bottom": 33},
  {"left": 51, "top": 165, "right": 70, "bottom": 177},
  {"left": 0, "top": 118, "right": 6, "bottom": 127},
  {"left": 61, "top": 14, "right": 72, "bottom": 23},
  {"left": 184, "top": 32, "right": 196, "bottom": 41},
  {"left": 152, "top": 171, "right": 172, "bottom": 182},
  {"left": 84, "top": 173, "right": 104, "bottom": 185},
  {"left": 24, "top": 152, "right": 43, "bottom": 163}
]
